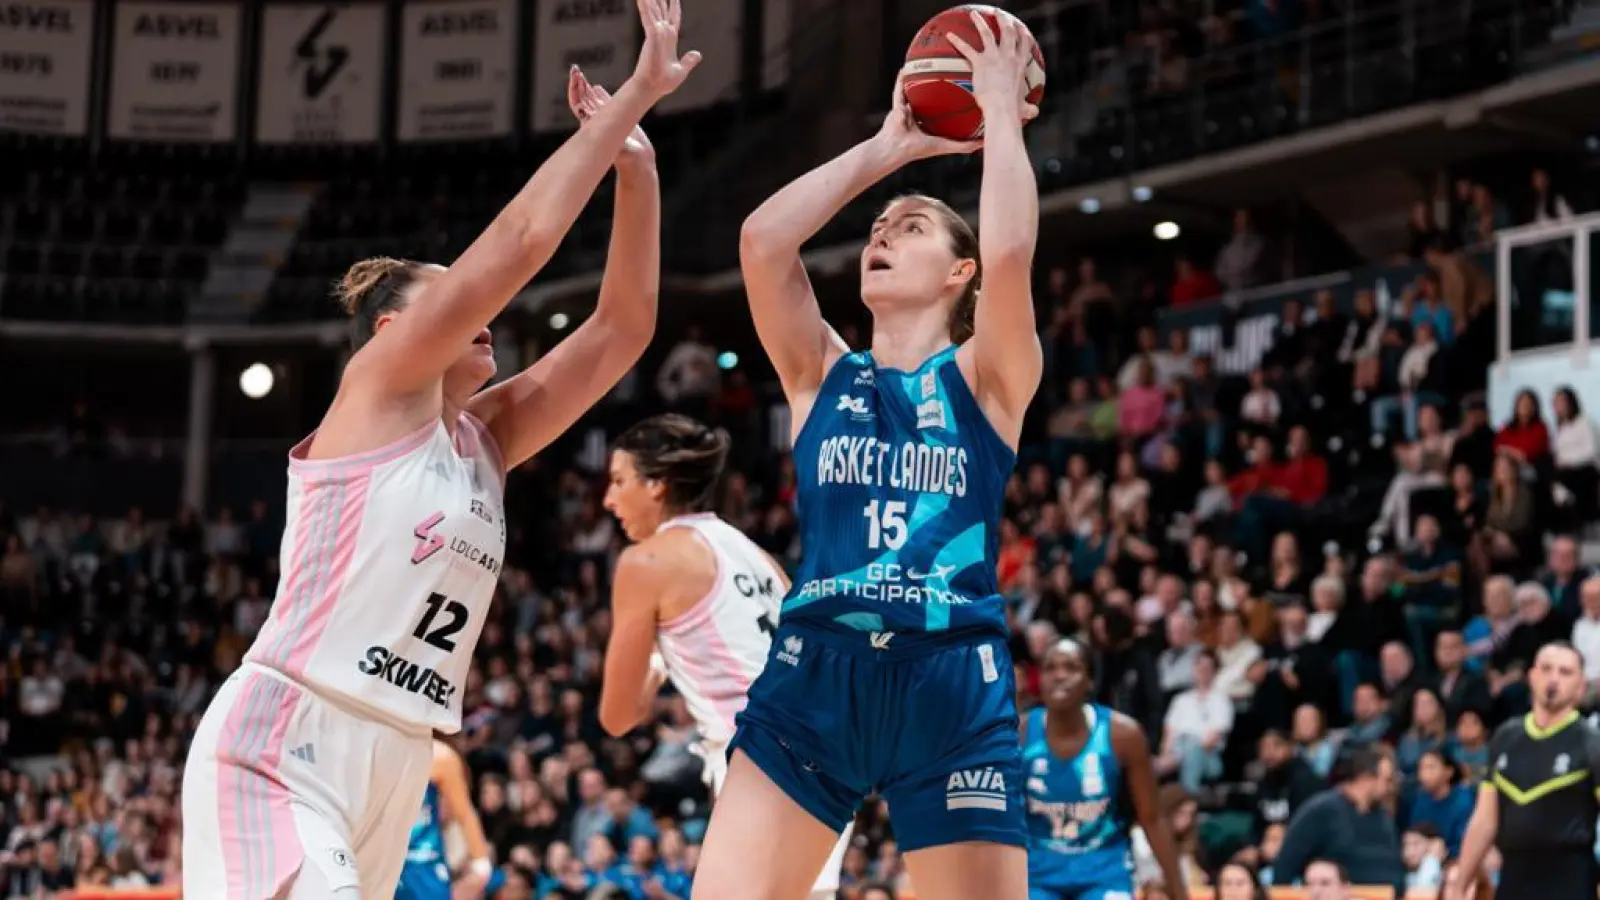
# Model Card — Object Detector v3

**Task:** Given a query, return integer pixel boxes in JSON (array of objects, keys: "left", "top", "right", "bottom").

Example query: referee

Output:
[{"left": 1451, "top": 641, "right": 1600, "bottom": 900}]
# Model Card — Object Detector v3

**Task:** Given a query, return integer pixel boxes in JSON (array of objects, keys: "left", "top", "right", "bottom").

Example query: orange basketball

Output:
[{"left": 901, "top": 5, "right": 1046, "bottom": 141}]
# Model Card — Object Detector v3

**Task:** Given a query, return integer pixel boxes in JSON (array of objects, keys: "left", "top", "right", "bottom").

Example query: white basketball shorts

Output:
[{"left": 181, "top": 663, "right": 433, "bottom": 899}]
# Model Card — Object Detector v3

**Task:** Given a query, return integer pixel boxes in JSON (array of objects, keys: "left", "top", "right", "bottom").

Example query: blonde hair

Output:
[{"left": 333, "top": 257, "right": 419, "bottom": 348}]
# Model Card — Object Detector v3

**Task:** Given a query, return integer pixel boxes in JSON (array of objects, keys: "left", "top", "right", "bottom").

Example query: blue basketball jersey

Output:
[
  {"left": 784, "top": 347, "right": 1015, "bottom": 641},
  {"left": 1023, "top": 705, "right": 1134, "bottom": 892},
  {"left": 407, "top": 783, "right": 447, "bottom": 868}
]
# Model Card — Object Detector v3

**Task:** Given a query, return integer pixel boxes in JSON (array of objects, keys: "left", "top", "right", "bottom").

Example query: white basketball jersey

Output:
[
  {"left": 246, "top": 413, "right": 506, "bottom": 734},
  {"left": 653, "top": 513, "right": 785, "bottom": 748}
]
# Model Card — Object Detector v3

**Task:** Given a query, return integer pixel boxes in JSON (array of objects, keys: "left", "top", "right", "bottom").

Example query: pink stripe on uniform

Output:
[
  {"left": 216, "top": 672, "right": 305, "bottom": 899},
  {"left": 668, "top": 623, "right": 751, "bottom": 735},
  {"left": 250, "top": 473, "right": 371, "bottom": 678}
]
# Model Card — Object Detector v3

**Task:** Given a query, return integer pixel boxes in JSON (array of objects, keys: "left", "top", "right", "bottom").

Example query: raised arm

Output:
[
  {"left": 343, "top": 0, "right": 698, "bottom": 400},
  {"left": 431, "top": 740, "right": 495, "bottom": 893},
  {"left": 1113, "top": 715, "right": 1189, "bottom": 900},
  {"left": 738, "top": 78, "right": 979, "bottom": 421},
  {"left": 948, "top": 11, "right": 1043, "bottom": 447},
  {"left": 470, "top": 70, "right": 664, "bottom": 470}
]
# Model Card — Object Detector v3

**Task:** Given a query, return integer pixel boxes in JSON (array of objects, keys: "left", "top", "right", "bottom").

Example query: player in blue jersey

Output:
[
  {"left": 692, "top": 12, "right": 1043, "bottom": 900},
  {"left": 1025, "top": 639, "right": 1188, "bottom": 900},
  {"left": 394, "top": 739, "right": 501, "bottom": 900}
]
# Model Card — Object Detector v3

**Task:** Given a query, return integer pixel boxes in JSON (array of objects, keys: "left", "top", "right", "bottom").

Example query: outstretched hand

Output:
[
  {"left": 875, "top": 74, "right": 984, "bottom": 163},
  {"left": 945, "top": 10, "right": 1041, "bottom": 121},
  {"left": 630, "top": 0, "right": 701, "bottom": 99},
  {"left": 568, "top": 66, "right": 655, "bottom": 167}
]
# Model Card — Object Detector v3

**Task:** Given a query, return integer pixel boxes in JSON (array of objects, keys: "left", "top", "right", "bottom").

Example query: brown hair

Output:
[
  {"left": 887, "top": 194, "right": 981, "bottom": 344},
  {"left": 334, "top": 257, "right": 419, "bottom": 349},
  {"left": 612, "top": 414, "right": 731, "bottom": 514}
]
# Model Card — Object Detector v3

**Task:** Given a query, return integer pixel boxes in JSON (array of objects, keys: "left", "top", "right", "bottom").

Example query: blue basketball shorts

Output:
[
  {"left": 1027, "top": 867, "right": 1136, "bottom": 900},
  {"left": 730, "top": 624, "right": 1026, "bottom": 852},
  {"left": 1027, "top": 883, "right": 1135, "bottom": 900}
]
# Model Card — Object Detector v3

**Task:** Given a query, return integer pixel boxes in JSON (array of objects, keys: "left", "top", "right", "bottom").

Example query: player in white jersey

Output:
[
  {"left": 181, "top": 7, "right": 702, "bottom": 897},
  {"left": 599, "top": 414, "right": 853, "bottom": 900}
]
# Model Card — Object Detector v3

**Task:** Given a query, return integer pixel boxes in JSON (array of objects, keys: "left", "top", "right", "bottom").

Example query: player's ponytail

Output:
[
  {"left": 334, "top": 257, "right": 418, "bottom": 349},
  {"left": 612, "top": 415, "right": 731, "bottom": 514}
]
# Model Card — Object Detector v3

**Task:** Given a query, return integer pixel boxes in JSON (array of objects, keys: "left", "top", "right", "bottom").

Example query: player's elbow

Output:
[
  {"left": 497, "top": 210, "right": 563, "bottom": 264},
  {"left": 739, "top": 215, "right": 794, "bottom": 262},
  {"left": 598, "top": 703, "right": 638, "bottom": 738},
  {"left": 591, "top": 299, "right": 657, "bottom": 352}
]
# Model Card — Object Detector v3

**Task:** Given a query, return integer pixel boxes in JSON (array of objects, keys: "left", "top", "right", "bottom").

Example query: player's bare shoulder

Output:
[
  {"left": 1108, "top": 709, "right": 1152, "bottom": 759},
  {"left": 619, "top": 527, "right": 716, "bottom": 618}
]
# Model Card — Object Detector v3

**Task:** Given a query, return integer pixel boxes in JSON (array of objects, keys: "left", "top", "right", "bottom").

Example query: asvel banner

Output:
[
  {"left": 653, "top": 0, "right": 739, "bottom": 114},
  {"left": 107, "top": 1, "right": 240, "bottom": 142},
  {"left": 0, "top": 0, "right": 95, "bottom": 135},
  {"left": 530, "top": 0, "right": 636, "bottom": 133},
  {"left": 397, "top": 0, "right": 516, "bottom": 141},
  {"left": 256, "top": 2, "right": 385, "bottom": 144}
]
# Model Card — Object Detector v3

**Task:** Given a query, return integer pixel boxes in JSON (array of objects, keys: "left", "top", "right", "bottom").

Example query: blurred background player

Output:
[
  {"left": 179, "top": 3, "right": 701, "bottom": 896},
  {"left": 1024, "top": 639, "right": 1188, "bottom": 900},
  {"left": 599, "top": 413, "right": 853, "bottom": 900},
  {"left": 1452, "top": 640, "right": 1600, "bottom": 900},
  {"left": 694, "top": 11, "right": 1044, "bottom": 900},
  {"left": 395, "top": 738, "right": 504, "bottom": 900}
]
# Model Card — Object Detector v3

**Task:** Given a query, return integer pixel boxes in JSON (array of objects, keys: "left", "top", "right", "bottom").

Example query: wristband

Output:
[{"left": 469, "top": 857, "right": 493, "bottom": 879}]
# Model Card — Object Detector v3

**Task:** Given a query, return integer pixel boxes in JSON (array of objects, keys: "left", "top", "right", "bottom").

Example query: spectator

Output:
[
  {"left": 1239, "top": 369, "right": 1281, "bottom": 427},
  {"left": 1271, "top": 745, "right": 1404, "bottom": 893},
  {"left": 1550, "top": 386, "right": 1599, "bottom": 524},
  {"left": 1215, "top": 209, "right": 1266, "bottom": 293},
  {"left": 1160, "top": 649, "right": 1233, "bottom": 793},
  {"left": 1253, "top": 728, "right": 1324, "bottom": 839},
  {"left": 1398, "top": 515, "right": 1462, "bottom": 658},
  {"left": 1493, "top": 389, "right": 1550, "bottom": 466},
  {"left": 1405, "top": 748, "right": 1471, "bottom": 855},
  {"left": 1571, "top": 576, "right": 1600, "bottom": 694},
  {"left": 1467, "top": 454, "right": 1537, "bottom": 579},
  {"left": 654, "top": 325, "right": 720, "bottom": 410},
  {"left": 1430, "top": 629, "right": 1491, "bottom": 725},
  {"left": 1529, "top": 167, "right": 1574, "bottom": 224},
  {"left": 1406, "top": 200, "right": 1445, "bottom": 260},
  {"left": 1171, "top": 255, "right": 1223, "bottom": 307}
]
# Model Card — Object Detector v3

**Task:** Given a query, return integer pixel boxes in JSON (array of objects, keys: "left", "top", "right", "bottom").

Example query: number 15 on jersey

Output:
[{"left": 864, "top": 500, "right": 907, "bottom": 551}]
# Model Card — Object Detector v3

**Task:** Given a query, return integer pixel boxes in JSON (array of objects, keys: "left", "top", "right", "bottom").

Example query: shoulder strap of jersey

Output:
[{"left": 1024, "top": 706, "right": 1046, "bottom": 745}]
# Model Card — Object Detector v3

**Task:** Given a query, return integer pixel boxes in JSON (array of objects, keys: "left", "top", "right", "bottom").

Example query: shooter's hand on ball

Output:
[{"left": 946, "top": 9, "right": 1041, "bottom": 126}]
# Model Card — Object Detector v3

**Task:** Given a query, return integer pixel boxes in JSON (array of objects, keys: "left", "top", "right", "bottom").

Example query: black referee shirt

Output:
[{"left": 1487, "top": 710, "right": 1600, "bottom": 854}]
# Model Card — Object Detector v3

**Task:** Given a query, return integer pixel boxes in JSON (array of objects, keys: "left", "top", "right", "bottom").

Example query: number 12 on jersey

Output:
[
  {"left": 414, "top": 592, "right": 469, "bottom": 651},
  {"left": 863, "top": 499, "right": 908, "bottom": 550}
]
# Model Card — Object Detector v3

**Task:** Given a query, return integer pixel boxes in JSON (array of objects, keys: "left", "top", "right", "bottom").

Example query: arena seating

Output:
[{"left": 0, "top": 142, "right": 246, "bottom": 325}]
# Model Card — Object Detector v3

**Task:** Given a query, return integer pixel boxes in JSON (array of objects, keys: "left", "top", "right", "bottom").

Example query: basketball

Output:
[{"left": 901, "top": 5, "right": 1046, "bottom": 141}]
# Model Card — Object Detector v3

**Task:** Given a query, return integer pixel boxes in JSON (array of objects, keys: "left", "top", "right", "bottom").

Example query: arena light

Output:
[
  {"left": 1131, "top": 185, "right": 1153, "bottom": 203},
  {"left": 1153, "top": 221, "right": 1180, "bottom": 240},
  {"left": 549, "top": 312, "right": 570, "bottom": 330},
  {"left": 1078, "top": 197, "right": 1101, "bottom": 214},
  {"left": 240, "top": 363, "right": 274, "bottom": 399},
  {"left": 717, "top": 351, "right": 739, "bottom": 370}
]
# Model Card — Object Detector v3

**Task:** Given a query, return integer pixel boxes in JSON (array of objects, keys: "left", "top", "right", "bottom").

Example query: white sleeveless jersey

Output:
[
  {"left": 245, "top": 413, "right": 506, "bottom": 734},
  {"left": 653, "top": 513, "right": 785, "bottom": 747}
]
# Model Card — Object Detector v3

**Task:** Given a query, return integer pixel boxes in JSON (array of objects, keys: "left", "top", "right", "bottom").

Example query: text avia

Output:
[
  {"left": 815, "top": 436, "right": 969, "bottom": 497},
  {"left": 946, "top": 768, "right": 1008, "bottom": 811}
]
